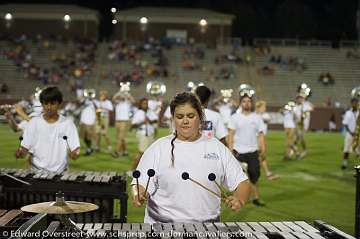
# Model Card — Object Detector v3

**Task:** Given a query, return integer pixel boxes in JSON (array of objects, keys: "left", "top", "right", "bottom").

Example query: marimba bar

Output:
[{"left": 0, "top": 168, "right": 128, "bottom": 223}]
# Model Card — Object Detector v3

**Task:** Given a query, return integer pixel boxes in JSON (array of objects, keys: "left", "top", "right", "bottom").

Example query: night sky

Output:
[{"left": 2, "top": 0, "right": 359, "bottom": 41}]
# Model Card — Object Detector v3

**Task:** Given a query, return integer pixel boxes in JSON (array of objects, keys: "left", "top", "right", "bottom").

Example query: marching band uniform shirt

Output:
[
  {"left": 203, "top": 108, "right": 228, "bottom": 139},
  {"left": 218, "top": 103, "right": 233, "bottom": 125},
  {"left": 132, "top": 134, "right": 248, "bottom": 223},
  {"left": 343, "top": 109, "right": 358, "bottom": 133},
  {"left": 294, "top": 101, "right": 312, "bottom": 130},
  {"left": 95, "top": 99, "right": 113, "bottom": 117},
  {"left": 115, "top": 100, "right": 132, "bottom": 121},
  {"left": 131, "top": 109, "right": 158, "bottom": 136},
  {"left": 228, "top": 112, "right": 266, "bottom": 154},
  {"left": 343, "top": 109, "right": 359, "bottom": 153},
  {"left": 80, "top": 99, "right": 96, "bottom": 125},
  {"left": 21, "top": 114, "right": 80, "bottom": 173},
  {"left": 18, "top": 120, "right": 29, "bottom": 131},
  {"left": 283, "top": 110, "right": 296, "bottom": 129},
  {"left": 148, "top": 99, "right": 162, "bottom": 115},
  {"left": 257, "top": 112, "right": 271, "bottom": 135}
]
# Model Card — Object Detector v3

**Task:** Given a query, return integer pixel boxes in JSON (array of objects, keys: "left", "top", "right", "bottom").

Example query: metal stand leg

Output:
[{"left": 355, "top": 166, "right": 360, "bottom": 239}]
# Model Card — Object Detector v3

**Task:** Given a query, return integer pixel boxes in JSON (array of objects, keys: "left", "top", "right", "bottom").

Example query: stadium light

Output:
[
  {"left": 139, "top": 17, "right": 148, "bottom": 24},
  {"left": 112, "top": 19, "right": 117, "bottom": 25},
  {"left": 111, "top": 7, "right": 117, "bottom": 13},
  {"left": 4, "top": 13, "right": 12, "bottom": 21},
  {"left": 199, "top": 19, "right": 207, "bottom": 27},
  {"left": 63, "top": 14, "right": 71, "bottom": 22}
]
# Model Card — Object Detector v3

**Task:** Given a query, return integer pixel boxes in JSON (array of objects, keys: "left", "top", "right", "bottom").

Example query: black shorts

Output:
[{"left": 233, "top": 150, "right": 260, "bottom": 184}]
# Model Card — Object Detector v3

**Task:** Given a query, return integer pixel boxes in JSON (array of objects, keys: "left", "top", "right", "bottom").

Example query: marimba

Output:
[
  {"left": 0, "top": 168, "right": 128, "bottom": 223},
  {"left": 0, "top": 211, "right": 355, "bottom": 239}
]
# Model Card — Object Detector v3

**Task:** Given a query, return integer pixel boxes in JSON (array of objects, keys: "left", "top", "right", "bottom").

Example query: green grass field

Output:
[{"left": 0, "top": 124, "right": 357, "bottom": 235}]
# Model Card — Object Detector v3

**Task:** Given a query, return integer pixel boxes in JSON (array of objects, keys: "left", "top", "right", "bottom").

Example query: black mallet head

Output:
[
  {"left": 181, "top": 172, "right": 190, "bottom": 180},
  {"left": 208, "top": 173, "right": 216, "bottom": 181},
  {"left": 147, "top": 169, "right": 155, "bottom": 177},
  {"left": 63, "top": 136, "right": 68, "bottom": 140},
  {"left": 132, "top": 170, "right": 141, "bottom": 178}
]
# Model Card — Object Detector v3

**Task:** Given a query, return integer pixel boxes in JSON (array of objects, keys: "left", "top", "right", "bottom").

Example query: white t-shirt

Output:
[
  {"left": 132, "top": 134, "right": 247, "bottom": 223},
  {"left": 164, "top": 106, "right": 171, "bottom": 119},
  {"left": 21, "top": 114, "right": 80, "bottom": 173},
  {"left": 218, "top": 103, "right": 233, "bottom": 125},
  {"left": 115, "top": 100, "right": 132, "bottom": 121},
  {"left": 148, "top": 99, "right": 162, "bottom": 115},
  {"left": 203, "top": 109, "right": 228, "bottom": 139},
  {"left": 80, "top": 100, "right": 96, "bottom": 125},
  {"left": 294, "top": 101, "right": 312, "bottom": 129},
  {"left": 131, "top": 109, "right": 158, "bottom": 136},
  {"left": 18, "top": 120, "right": 29, "bottom": 131},
  {"left": 257, "top": 112, "right": 271, "bottom": 135},
  {"left": 95, "top": 99, "right": 113, "bottom": 117},
  {"left": 283, "top": 110, "right": 296, "bottom": 129},
  {"left": 342, "top": 109, "right": 359, "bottom": 133},
  {"left": 228, "top": 112, "right": 265, "bottom": 153},
  {"left": 31, "top": 99, "right": 43, "bottom": 116}
]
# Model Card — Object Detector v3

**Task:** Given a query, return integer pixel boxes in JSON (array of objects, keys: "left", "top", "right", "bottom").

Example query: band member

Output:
[
  {"left": 4, "top": 108, "right": 28, "bottom": 133},
  {"left": 148, "top": 96, "right": 163, "bottom": 137},
  {"left": 132, "top": 92, "right": 250, "bottom": 223},
  {"left": 255, "top": 101, "right": 279, "bottom": 180},
  {"left": 293, "top": 94, "right": 314, "bottom": 159},
  {"left": 195, "top": 86, "right": 227, "bottom": 143},
  {"left": 113, "top": 90, "right": 135, "bottom": 157},
  {"left": 341, "top": 98, "right": 360, "bottom": 169},
  {"left": 15, "top": 86, "right": 80, "bottom": 173},
  {"left": 131, "top": 98, "right": 158, "bottom": 169},
  {"left": 94, "top": 90, "right": 116, "bottom": 157},
  {"left": 79, "top": 92, "right": 97, "bottom": 156},
  {"left": 213, "top": 94, "right": 237, "bottom": 128},
  {"left": 15, "top": 88, "right": 43, "bottom": 121},
  {"left": 282, "top": 103, "right": 298, "bottom": 160},
  {"left": 228, "top": 94, "right": 266, "bottom": 206}
]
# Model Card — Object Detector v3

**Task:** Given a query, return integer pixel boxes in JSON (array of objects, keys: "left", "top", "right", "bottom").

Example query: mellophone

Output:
[
  {"left": 0, "top": 168, "right": 128, "bottom": 223},
  {"left": 0, "top": 210, "right": 355, "bottom": 239}
]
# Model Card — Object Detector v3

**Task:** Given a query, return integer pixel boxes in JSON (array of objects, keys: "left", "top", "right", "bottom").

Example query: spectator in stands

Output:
[
  {"left": 318, "top": 72, "right": 334, "bottom": 86},
  {"left": 0, "top": 83, "right": 9, "bottom": 93}
]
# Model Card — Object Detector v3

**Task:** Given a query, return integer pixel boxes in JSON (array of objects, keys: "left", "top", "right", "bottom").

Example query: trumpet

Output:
[
  {"left": 220, "top": 89, "right": 233, "bottom": 103},
  {"left": 351, "top": 86, "right": 360, "bottom": 151},
  {"left": 146, "top": 80, "right": 166, "bottom": 96}
]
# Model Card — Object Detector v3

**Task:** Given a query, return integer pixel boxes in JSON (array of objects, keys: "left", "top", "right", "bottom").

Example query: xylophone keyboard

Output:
[
  {"left": 0, "top": 168, "right": 128, "bottom": 223},
  {"left": 0, "top": 210, "right": 356, "bottom": 239}
]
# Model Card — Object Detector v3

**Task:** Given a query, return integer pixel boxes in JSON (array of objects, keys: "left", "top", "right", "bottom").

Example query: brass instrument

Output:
[
  {"left": 351, "top": 86, "right": 360, "bottom": 151},
  {"left": 83, "top": 89, "right": 96, "bottom": 99},
  {"left": 282, "top": 101, "right": 296, "bottom": 112},
  {"left": 0, "top": 104, "right": 14, "bottom": 115},
  {"left": 238, "top": 84, "right": 255, "bottom": 98},
  {"left": 220, "top": 89, "right": 233, "bottom": 103},
  {"left": 34, "top": 87, "right": 42, "bottom": 100},
  {"left": 146, "top": 80, "right": 166, "bottom": 96},
  {"left": 119, "top": 81, "right": 131, "bottom": 93},
  {"left": 186, "top": 81, "right": 204, "bottom": 93}
]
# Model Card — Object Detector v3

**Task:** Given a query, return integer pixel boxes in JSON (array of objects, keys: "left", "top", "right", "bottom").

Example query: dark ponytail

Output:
[{"left": 170, "top": 131, "right": 177, "bottom": 167}]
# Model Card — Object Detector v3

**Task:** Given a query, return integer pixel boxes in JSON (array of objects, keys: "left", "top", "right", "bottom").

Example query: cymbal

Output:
[{"left": 21, "top": 201, "right": 99, "bottom": 214}]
